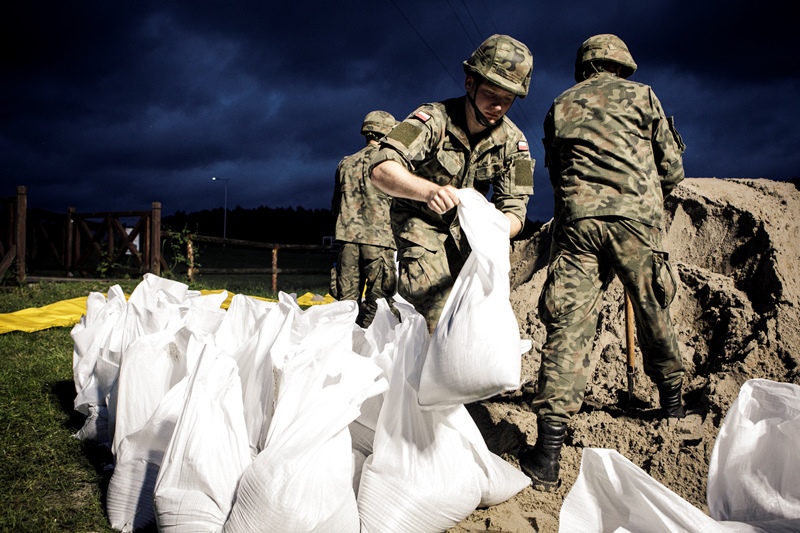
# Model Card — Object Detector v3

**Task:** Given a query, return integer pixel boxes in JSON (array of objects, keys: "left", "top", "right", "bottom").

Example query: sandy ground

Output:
[{"left": 447, "top": 178, "right": 800, "bottom": 532}]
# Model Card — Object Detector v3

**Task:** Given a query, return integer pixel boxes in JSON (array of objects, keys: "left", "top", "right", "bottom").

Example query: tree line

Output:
[{"left": 163, "top": 205, "right": 335, "bottom": 245}]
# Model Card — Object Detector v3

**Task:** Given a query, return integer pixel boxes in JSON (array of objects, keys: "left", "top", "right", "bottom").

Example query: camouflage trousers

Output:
[
  {"left": 396, "top": 233, "right": 466, "bottom": 334},
  {"left": 333, "top": 242, "right": 397, "bottom": 328},
  {"left": 532, "top": 217, "right": 685, "bottom": 424}
]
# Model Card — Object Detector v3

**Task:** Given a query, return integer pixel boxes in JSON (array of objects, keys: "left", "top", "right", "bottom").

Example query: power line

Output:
[
  {"left": 389, "top": 0, "right": 462, "bottom": 90},
  {"left": 446, "top": 0, "right": 479, "bottom": 48},
  {"left": 457, "top": 0, "right": 486, "bottom": 43}
]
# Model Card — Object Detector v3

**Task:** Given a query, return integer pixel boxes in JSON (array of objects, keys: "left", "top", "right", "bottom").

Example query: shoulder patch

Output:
[
  {"left": 414, "top": 110, "right": 432, "bottom": 122},
  {"left": 387, "top": 121, "right": 423, "bottom": 148},
  {"left": 517, "top": 140, "right": 529, "bottom": 151}
]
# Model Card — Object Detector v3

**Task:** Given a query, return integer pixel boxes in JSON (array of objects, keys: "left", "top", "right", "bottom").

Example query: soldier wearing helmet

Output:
[
  {"left": 520, "top": 33, "right": 688, "bottom": 492},
  {"left": 369, "top": 34, "right": 535, "bottom": 333},
  {"left": 331, "top": 110, "right": 399, "bottom": 327}
]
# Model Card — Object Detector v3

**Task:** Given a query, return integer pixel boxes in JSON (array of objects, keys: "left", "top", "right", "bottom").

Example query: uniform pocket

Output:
[
  {"left": 652, "top": 250, "right": 677, "bottom": 307},
  {"left": 435, "top": 147, "right": 464, "bottom": 183},
  {"left": 397, "top": 245, "right": 432, "bottom": 302},
  {"left": 537, "top": 253, "right": 594, "bottom": 323}
]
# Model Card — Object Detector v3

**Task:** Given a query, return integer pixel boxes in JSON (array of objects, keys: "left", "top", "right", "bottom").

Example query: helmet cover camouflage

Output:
[
  {"left": 361, "top": 110, "right": 397, "bottom": 138},
  {"left": 463, "top": 34, "right": 533, "bottom": 98},
  {"left": 574, "top": 33, "right": 637, "bottom": 82}
]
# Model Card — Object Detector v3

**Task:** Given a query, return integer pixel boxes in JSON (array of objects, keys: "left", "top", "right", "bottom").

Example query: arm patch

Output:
[
  {"left": 513, "top": 159, "right": 533, "bottom": 189},
  {"left": 386, "top": 122, "right": 423, "bottom": 149}
]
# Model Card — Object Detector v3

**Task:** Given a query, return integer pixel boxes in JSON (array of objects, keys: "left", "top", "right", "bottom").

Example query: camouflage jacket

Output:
[
  {"left": 543, "top": 72, "right": 686, "bottom": 229},
  {"left": 369, "top": 96, "right": 534, "bottom": 254},
  {"left": 332, "top": 142, "right": 396, "bottom": 248}
]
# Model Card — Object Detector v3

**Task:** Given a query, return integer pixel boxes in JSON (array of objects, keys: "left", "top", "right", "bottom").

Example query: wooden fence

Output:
[
  {"left": 1, "top": 186, "right": 332, "bottom": 293},
  {"left": 176, "top": 233, "right": 332, "bottom": 293}
]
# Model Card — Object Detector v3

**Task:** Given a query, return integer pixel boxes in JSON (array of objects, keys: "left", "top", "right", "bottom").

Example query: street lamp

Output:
[{"left": 211, "top": 176, "right": 230, "bottom": 245}]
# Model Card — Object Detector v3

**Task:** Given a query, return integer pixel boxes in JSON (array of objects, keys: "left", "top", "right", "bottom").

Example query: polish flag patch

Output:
[
  {"left": 414, "top": 110, "right": 432, "bottom": 122},
  {"left": 518, "top": 140, "right": 529, "bottom": 151}
]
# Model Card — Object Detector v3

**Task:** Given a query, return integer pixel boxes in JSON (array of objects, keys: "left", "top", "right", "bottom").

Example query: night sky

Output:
[{"left": 2, "top": 1, "right": 797, "bottom": 223}]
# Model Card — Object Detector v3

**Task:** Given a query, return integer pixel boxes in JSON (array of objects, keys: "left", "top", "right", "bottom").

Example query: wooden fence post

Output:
[
  {"left": 15, "top": 186, "right": 27, "bottom": 283},
  {"left": 186, "top": 236, "right": 194, "bottom": 282},
  {"left": 272, "top": 245, "right": 279, "bottom": 294},
  {"left": 150, "top": 201, "right": 161, "bottom": 275}
]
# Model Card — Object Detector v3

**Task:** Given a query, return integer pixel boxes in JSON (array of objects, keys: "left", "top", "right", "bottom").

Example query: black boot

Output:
[
  {"left": 519, "top": 418, "right": 567, "bottom": 492},
  {"left": 658, "top": 381, "right": 686, "bottom": 418}
]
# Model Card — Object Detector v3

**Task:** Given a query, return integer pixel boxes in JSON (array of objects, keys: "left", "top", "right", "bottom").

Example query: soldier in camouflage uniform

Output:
[
  {"left": 520, "top": 34, "right": 688, "bottom": 492},
  {"left": 369, "top": 34, "right": 535, "bottom": 333},
  {"left": 331, "top": 110, "right": 398, "bottom": 327}
]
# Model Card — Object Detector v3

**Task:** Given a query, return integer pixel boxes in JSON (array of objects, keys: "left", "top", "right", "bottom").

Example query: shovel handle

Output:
[{"left": 624, "top": 291, "right": 635, "bottom": 369}]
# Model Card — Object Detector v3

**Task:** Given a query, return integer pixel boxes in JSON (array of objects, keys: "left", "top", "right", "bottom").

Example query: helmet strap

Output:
[{"left": 466, "top": 78, "right": 500, "bottom": 129}]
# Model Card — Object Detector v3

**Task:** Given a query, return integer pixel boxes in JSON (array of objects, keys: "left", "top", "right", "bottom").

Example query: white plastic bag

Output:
[
  {"left": 357, "top": 303, "right": 483, "bottom": 533},
  {"left": 708, "top": 378, "right": 800, "bottom": 528},
  {"left": 418, "top": 188, "right": 527, "bottom": 408},
  {"left": 560, "top": 448, "right": 747, "bottom": 533},
  {"left": 562, "top": 379, "right": 800, "bottom": 533},
  {"left": 154, "top": 346, "right": 251, "bottom": 533},
  {"left": 106, "top": 372, "right": 192, "bottom": 531},
  {"left": 71, "top": 284, "right": 127, "bottom": 444},
  {"left": 223, "top": 300, "right": 387, "bottom": 533}
]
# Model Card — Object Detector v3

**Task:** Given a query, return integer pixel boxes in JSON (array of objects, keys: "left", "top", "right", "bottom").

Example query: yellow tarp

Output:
[{"left": 0, "top": 291, "right": 335, "bottom": 335}]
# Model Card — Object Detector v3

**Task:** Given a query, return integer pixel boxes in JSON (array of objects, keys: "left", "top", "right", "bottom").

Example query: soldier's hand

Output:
[{"left": 426, "top": 185, "right": 460, "bottom": 214}]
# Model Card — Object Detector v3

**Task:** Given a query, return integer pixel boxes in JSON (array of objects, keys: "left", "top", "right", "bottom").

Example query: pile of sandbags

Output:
[{"left": 71, "top": 188, "right": 532, "bottom": 532}]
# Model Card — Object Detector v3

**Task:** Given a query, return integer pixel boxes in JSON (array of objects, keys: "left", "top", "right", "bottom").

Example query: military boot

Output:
[
  {"left": 519, "top": 418, "right": 567, "bottom": 492},
  {"left": 658, "top": 381, "right": 686, "bottom": 418}
]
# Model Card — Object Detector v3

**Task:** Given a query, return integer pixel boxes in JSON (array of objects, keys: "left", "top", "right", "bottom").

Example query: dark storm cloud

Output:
[{"left": 1, "top": 1, "right": 797, "bottom": 224}]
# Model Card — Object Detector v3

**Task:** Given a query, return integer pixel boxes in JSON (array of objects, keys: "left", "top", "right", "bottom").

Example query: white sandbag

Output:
[
  {"left": 72, "top": 285, "right": 128, "bottom": 444},
  {"left": 444, "top": 406, "right": 530, "bottom": 508},
  {"left": 106, "top": 374, "right": 191, "bottom": 531},
  {"left": 223, "top": 301, "right": 387, "bottom": 533},
  {"left": 357, "top": 303, "right": 483, "bottom": 533},
  {"left": 349, "top": 298, "right": 398, "bottom": 455},
  {"left": 352, "top": 448, "right": 367, "bottom": 498},
  {"left": 72, "top": 404, "right": 109, "bottom": 443},
  {"left": 213, "top": 293, "right": 276, "bottom": 354},
  {"left": 154, "top": 347, "right": 251, "bottom": 533},
  {"left": 418, "top": 188, "right": 526, "bottom": 408},
  {"left": 72, "top": 285, "right": 125, "bottom": 408},
  {"left": 708, "top": 378, "right": 800, "bottom": 530},
  {"left": 112, "top": 328, "right": 192, "bottom": 457},
  {"left": 559, "top": 448, "right": 761, "bottom": 533},
  {"left": 110, "top": 278, "right": 227, "bottom": 455}
]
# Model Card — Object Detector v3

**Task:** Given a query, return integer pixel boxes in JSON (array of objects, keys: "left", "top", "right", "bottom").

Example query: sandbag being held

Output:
[{"left": 418, "top": 188, "right": 530, "bottom": 408}]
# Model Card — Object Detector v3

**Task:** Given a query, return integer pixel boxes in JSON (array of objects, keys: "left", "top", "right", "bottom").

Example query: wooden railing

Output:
[
  {"left": 173, "top": 233, "right": 332, "bottom": 294},
  {"left": 2, "top": 186, "right": 333, "bottom": 292},
  {"left": 1, "top": 186, "right": 162, "bottom": 282}
]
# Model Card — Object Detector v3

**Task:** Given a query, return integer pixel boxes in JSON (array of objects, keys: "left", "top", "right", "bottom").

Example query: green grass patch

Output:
[{"left": 0, "top": 326, "right": 117, "bottom": 532}]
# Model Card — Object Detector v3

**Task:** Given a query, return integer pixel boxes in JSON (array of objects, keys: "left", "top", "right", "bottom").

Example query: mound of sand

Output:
[{"left": 450, "top": 178, "right": 800, "bottom": 532}]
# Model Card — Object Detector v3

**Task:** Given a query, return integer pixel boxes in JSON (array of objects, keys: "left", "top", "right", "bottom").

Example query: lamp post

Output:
[{"left": 211, "top": 176, "right": 230, "bottom": 245}]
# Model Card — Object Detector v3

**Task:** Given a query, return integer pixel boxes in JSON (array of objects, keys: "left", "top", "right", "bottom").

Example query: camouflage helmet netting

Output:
[
  {"left": 463, "top": 34, "right": 533, "bottom": 98},
  {"left": 361, "top": 110, "right": 397, "bottom": 138},
  {"left": 574, "top": 33, "right": 637, "bottom": 82}
]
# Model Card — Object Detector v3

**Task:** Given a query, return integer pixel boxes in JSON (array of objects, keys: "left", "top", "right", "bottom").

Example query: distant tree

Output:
[{"left": 162, "top": 205, "right": 335, "bottom": 244}]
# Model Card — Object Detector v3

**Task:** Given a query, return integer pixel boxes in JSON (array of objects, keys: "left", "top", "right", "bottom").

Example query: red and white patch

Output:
[
  {"left": 414, "top": 110, "right": 432, "bottom": 122},
  {"left": 517, "top": 140, "right": 529, "bottom": 151}
]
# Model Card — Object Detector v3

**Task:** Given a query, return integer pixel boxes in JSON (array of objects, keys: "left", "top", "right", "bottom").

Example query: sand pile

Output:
[{"left": 450, "top": 178, "right": 800, "bottom": 532}]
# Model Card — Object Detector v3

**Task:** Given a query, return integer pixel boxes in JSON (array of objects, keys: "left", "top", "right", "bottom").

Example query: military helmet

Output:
[
  {"left": 574, "top": 33, "right": 637, "bottom": 82},
  {"left": 463, "top": 34, "right": 533, "bottom": 98},
  {"left": 361, "top": 110, "right": 397, "bottom": 138}
]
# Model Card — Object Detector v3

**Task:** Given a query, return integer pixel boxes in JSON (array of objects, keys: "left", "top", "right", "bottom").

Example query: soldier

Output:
[
  {"left": 519, "top": 34, "right": 688, "bottom": 492},
  {"left": 331, "top": 110, "right": 399, "bottom": 327},
  {"left": 369, "top": 34, "right": 535, "bottom": 333}
]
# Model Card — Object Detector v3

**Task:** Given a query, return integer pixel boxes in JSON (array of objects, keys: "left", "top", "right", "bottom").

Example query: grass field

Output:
[{"left": 0, "top": 270, "right": 329, "bottom": 532}]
